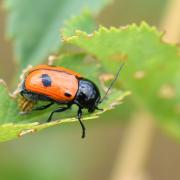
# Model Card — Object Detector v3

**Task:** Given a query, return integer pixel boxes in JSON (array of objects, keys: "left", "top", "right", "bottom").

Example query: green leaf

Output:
[
  {"left": 0, "top": 3, "right": 129, "bottom": 142},
  {"left": 63, "top": 23, "right": 180, "bottom": 138},
  {"left": 0, "top": 58, "right": 129, "bottom": 143},
  {"left": 4, "top": 0, "right": 109, "bottom": 69},
  {"left": 0, "top": 79, "right": 22, "bottom": 123},
  {"left": 62, "top": 11, "right": 97, "bottom": 38}
]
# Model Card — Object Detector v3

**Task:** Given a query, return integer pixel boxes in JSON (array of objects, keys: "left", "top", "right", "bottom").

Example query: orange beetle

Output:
[
  {"left": 20, "top": 65, "right": 101, "bottom": 138},
  {"left": 20, "top": 64, "right": 124, "bottom": 138}
]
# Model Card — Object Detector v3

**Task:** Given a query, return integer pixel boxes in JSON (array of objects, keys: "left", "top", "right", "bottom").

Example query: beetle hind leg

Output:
[
  {"left": 95, "top": 107, "right": 104, "bottom": 111},
  {"left": 33, "top": 102, "right": 54, "bottom": 111}
]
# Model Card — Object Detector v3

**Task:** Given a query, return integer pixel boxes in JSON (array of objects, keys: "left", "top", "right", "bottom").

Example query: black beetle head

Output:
[{"left": 74, "top": 79, "right": 101, "bottom": 112}]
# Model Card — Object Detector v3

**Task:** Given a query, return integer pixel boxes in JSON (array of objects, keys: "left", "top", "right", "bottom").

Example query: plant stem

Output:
[
  {"left": 110, "top": 111, "right": 155, "bottom": 180},
  {"left": 110, "top": 0, "right": 180, "bottom": 179},
  {"left": 160, "top": 0, "right": 180, "bottom": 43}
]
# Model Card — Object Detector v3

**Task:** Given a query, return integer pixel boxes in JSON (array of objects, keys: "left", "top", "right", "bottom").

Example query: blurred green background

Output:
[{"left": 1, "top": 0, "right": 180, "bottom": 180}]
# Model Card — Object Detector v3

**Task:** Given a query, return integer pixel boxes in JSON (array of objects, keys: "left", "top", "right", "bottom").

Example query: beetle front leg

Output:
[{"left": 77, "top": 107, "right": 86, "bottom": 138}]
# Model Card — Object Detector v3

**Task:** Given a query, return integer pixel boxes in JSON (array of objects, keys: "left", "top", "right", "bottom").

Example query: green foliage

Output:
[
  {"left": 0, "top": 78, "right": 128, "bottom": 142},
  {"left": 1, "top": 0, "right": 179, "bottom": 142},
  {"left": 0, "top": 3, "right": 130, "bottom": 143},
  {"left": 0, "top": 50, "right": 128, "bottom": 142},
  {"left": 0, "top": 80, "right": 22, "bottom": 123},
  {"left": 4, "top": 0, "right": 109, "bottom": 69},
  {"left": 63, "top": 23, "right": 180, "bottom": 138},
  {"left": 62, "top": 11, "right": 97, "bottom": 38}
]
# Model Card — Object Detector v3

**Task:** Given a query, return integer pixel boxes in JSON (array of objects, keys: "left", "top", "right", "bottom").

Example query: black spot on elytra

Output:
[
  {"left": 64, "top": 92, "right": 72, "bottom": 97},
  {"left": 40, "top": 74, "right": 52, "bottom": 87}
]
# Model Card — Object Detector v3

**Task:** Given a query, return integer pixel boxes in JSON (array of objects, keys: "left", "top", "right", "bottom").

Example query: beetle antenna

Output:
[{"left": 99, "top": 63, "right": 125, "bottom": 103}]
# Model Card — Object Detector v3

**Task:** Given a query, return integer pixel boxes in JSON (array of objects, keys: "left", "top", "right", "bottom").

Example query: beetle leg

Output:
[
  {"left": 77, "top": 107, "right": 86, "bottom": 138},
  {"left": 47, "top": 106, "right": 70, "bottom": 122},
  {"left": 33, "top": 102, "right": 54, "bottom": 111},
  {"left": 95, "top": 107, "right": 104, "bottom": 111}
]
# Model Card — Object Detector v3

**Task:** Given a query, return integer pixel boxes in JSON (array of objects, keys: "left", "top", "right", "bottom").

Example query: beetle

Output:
[{"left": 20, "top": 64, "right": 124, "bottom": 138}]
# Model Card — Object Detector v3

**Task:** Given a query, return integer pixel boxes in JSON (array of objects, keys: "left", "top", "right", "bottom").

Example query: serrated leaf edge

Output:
[
  {"left": 62, "top": 22, "right": 161, "bottom": 41},
  {"left": 62, "top": 22, "right": 180, "bottom": 51}
]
